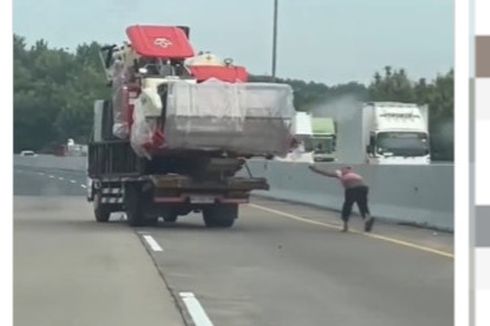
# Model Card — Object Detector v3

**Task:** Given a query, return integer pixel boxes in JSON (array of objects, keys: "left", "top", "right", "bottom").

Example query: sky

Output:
[{"left": 13, "top": 0, "right": 454, "bottom": 85}]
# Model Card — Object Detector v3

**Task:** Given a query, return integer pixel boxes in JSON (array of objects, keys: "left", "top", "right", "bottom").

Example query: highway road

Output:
[{"left": 14, "top": 157, "right": 453, "bottom": 326}]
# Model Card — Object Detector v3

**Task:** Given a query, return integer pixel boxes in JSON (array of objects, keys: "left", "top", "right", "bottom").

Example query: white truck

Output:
[
  {"left": 276, "top": 111, "right": 315, "bottom": 163},
  {"left": 335, "top": 102, "right": 430, "bottom": 165}
]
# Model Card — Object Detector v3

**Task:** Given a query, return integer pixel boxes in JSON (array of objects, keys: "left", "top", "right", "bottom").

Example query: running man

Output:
[{"left": 308, "top": 165, "right": 375, "bottom": 232}]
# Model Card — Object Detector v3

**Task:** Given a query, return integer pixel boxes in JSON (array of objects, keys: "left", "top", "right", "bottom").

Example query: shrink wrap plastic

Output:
[{"left": 130, "top": 79, "right": 295, "bottom": 158}]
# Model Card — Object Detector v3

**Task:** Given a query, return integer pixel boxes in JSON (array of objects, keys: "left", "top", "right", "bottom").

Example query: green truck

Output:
[{"left": 309, "top": 117, "right": 336, "bottom": 162}]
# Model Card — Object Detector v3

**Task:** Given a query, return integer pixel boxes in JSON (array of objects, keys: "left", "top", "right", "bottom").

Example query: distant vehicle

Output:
[
  {"left": 336, "top": 102, "right": 430, "bottom": 165},
  {"left": 276, "top": 111, "right": 314, "bottom": 163},
  {"left": 20, "top": 150, "right": 37, "bottom": 157},
  {"left": 310, "top": 117, "right": 336, "bottom": 162},
  {"left": 363, "top": 102, "right": 430, "bottom": 164}
]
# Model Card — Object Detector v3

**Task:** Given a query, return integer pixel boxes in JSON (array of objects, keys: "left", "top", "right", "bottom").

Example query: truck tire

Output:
[
  {"left": 93, "top": 192, "right": 111, "bottom": 222},
  {"left": 124, "top": 184, "right": 146, "bottom": 227},
  {"left": 163, "top": 213, "right": 178, "bottom": 223},
  {"left": 202, "top": 204, "right": 238, "bottom": 228}
]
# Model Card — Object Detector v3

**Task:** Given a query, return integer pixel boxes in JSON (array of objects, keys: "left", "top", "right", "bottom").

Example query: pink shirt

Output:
[{"left": 334, "top": 170, "right": 366, "bottom": 189}]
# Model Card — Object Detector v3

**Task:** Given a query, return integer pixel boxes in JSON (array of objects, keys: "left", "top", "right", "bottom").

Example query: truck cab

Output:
[
  {"left": 364, "top": 102, "right": 430, "bottom": 165},
  {"left": 311, "top": 117, "right": 336, "bottom": 162},
  {"left": 276, "top": 111, "right": 314, "bottom": 163}
]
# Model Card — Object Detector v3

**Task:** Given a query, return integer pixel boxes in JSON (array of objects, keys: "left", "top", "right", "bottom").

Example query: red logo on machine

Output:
[{"left": 153, "top": 38, "right": 173, "bottom": 48}]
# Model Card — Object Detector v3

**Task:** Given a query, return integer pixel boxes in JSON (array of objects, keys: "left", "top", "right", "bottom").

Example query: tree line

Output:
[{"left": 13, "top": 34, "right": 453, "bottom": 160}]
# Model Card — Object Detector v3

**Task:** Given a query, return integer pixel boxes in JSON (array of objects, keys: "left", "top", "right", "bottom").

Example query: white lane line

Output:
[
  {"left": 179, "top": 292, "right": 213, "bottom": 326},
  {"left": 142, "top": 235, "right": 163, "bottom": 252},
  {"left": 37, "top": 172, "right": 45, "bottom": 176},
  {"left": 248, "top": 203, "right": 454, "bottom": 259},
  {"left": 80, "top": 184, "right": 87, "bottom": 189},
  {"left": 58, "top": 177, "right": 64, "bottom": 181},
  {"left": 70, "top": 179, "right": 76, "bottom": 184},
  {"left": 49, "top": 175, "right": 55, "bottom": 179}
]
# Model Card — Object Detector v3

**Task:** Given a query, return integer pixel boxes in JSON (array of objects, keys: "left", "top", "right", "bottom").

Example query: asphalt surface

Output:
[
  {"left": 14, "top": 165, "right": 184, "bottom": 326},
  {"left": 14, "top": 157, "right": 454, "bottom": 326}
]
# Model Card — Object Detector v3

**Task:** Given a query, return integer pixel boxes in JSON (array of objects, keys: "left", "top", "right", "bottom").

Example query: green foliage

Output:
[
  {"left": 13, "top": 34, "right": 109, "bottom": 152},
  {"left": 13, "top": 34, "right": 453, "bottom": 160}
]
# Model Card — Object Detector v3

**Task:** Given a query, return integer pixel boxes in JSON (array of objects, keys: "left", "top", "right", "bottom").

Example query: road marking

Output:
[
  {"left": 58, "top": 177, "right": 64, "bottom": 181},
  {"left": 142, "top": 235, "right": 163, "bottom": 252},
  {"left": 179, "top": 292, "right": 213, "bottom": 326},
  {"left": 80, "top": 184, "right": 87, "bottom": 189},
  {"left": 49, "top": 175, "right": 55, "bottom": 179},
  {"left": 37, "top": 172, "right": 45, "bottom": 176},
  {"left": 248, "top": 203, "right": 454, "bottom": 259},
  {"left": 70, "top": 179, "right": 76, "bottom": 183}
]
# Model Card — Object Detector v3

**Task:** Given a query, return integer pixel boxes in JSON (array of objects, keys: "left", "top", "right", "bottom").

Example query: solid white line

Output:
[
  {"left": 80, "top": 184, "right": 87, "bottom": 189},
  {"left": 142, "top": 235, "right": 163, "bottom": 252},
  {"left": 179, "top": 292, "right": 213, "bottom": 326},
  {"left": 70, "top": 179, "right": 76, "bottom": 183}
]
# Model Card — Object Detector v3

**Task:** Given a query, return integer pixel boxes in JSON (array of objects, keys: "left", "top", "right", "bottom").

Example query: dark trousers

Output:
[{"left": 341, "top": 186, "right": 370, "bottom": 222}]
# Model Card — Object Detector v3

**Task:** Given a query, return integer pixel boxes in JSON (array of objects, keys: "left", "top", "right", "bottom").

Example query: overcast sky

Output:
[{"left": 13, "top": 0, "right": 454, "bottom": 85}]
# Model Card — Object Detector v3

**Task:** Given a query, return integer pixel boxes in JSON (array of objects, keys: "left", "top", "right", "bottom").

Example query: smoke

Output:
[
  {"left": 309, "top": 94, "right": 361, "bottom": 121},
  {"left": 431, "top": 119, "right": 454, "bottom": 160},
  {"left": 433, "top": 120, "right": 453, "bottom": 143},
  {"left": 306, "top": 94, "right": 365, "bottom": 164}
]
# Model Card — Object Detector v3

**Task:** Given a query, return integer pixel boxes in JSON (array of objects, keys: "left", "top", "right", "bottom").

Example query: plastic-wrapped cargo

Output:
[
  {"left": 162, "top": 79, "right": 295, "bottom": 156},
  {"left": 130, "top": 99, "right": 162, "bottom": 158},
  {"left": 111, "top": 59, "right": 130, "bottom": 139}
]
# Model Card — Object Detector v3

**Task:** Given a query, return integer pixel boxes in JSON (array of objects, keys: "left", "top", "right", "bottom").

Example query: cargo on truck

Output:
[{"left": 87, "top": 25, "right": 296, "bottom": 227}]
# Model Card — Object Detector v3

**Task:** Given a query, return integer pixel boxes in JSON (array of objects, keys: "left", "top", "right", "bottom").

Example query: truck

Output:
[
  {"left": 363, "top": 102, "right": 430, "bottom": 164},
  {"left": 86, "top": 25, "right": 295, "bottom": 228},
  {"left": 275, "top": 113, "right": 336, "bottom": 163},
  {"left": 275, "top": 111, "right": 314, "bottom": 163},
  {"left": 311, "top": 117, "right": 336, "bottom": 162},
  {"left": 335, "top": 101, "right": 430, "bottom": 164}
]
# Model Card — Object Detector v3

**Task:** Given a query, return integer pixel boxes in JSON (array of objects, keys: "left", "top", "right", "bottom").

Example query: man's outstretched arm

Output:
[{"left": 308, "top": 165, "right": 340, "bottom": 178}]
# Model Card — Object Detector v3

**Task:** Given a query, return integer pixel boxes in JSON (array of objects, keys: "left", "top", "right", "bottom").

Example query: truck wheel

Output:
[
  {"left": 94, "top": 192, "right": 111, "bottom": 222},
  {"left": 124, "top": 184, "right": 146, "bottom": 227},
  {"left": 203, "top": 204, "right": 238, "bottom": 228},
  {"left": 163, "top": 213, "right": 178, "bottom": 223}
]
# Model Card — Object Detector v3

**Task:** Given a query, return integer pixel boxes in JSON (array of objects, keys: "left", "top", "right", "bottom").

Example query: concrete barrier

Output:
[
  {"left": 14, "top": 154, "right": 453, "bottom": 230},
  {"left": 14, "top": 154, "right": 87, "bottom": 172},
  {"left": 245, "top": 160, "right": 454, "bottom": 231}
]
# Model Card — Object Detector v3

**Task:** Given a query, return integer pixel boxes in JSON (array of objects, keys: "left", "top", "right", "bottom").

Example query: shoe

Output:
[
  {"left": 341, "top": 222, "right": 348, "bottom": 232},
  {"left": 364, "top": 217, "right": 375, "bottom": 232}
]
